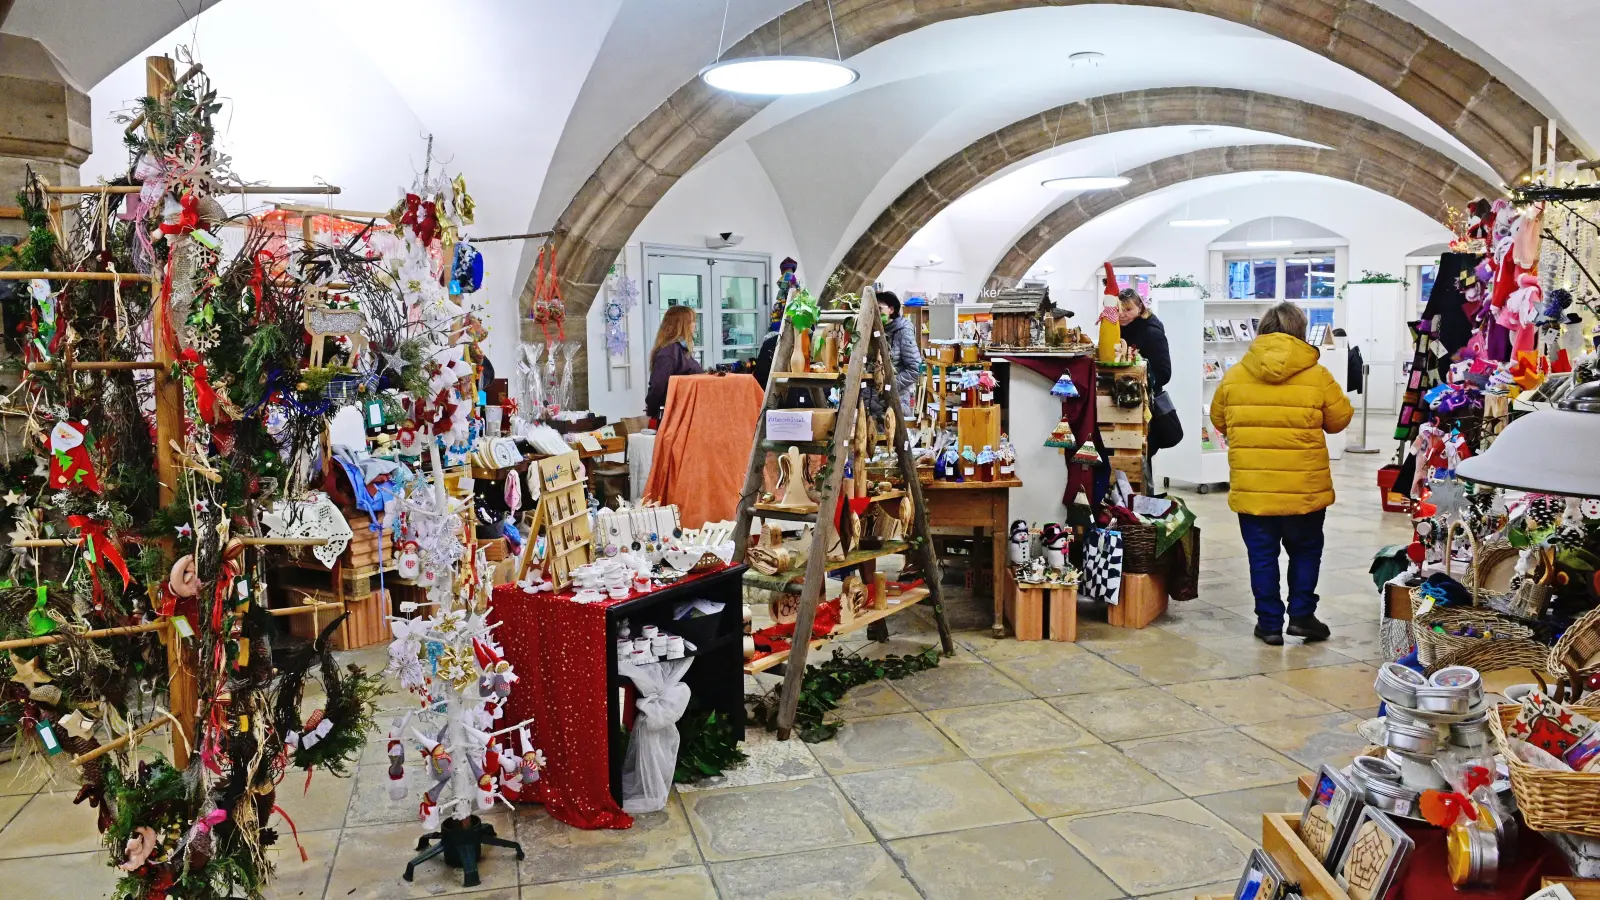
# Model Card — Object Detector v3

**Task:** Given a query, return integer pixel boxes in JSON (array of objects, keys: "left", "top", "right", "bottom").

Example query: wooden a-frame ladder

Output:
[{"left": 733, "top": 285, "right": 953, "bottom": 740}]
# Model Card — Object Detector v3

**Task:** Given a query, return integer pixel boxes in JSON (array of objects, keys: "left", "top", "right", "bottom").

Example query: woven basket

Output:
[
  {"left": 1120, "top": 522, "right": 1159, "bottom": 574},
  {"left": 1491, "top": 699, "right": 1600, "bottom": 838},
  {"left": 1551, "top": 604, "right": 1600, "bottom": 681},
  {"left": 1410, "top": 587, "right": 1535, "bottom": 666},
  {"left": 1424, "top": 637, "right": 1551, "bottom": 677}
]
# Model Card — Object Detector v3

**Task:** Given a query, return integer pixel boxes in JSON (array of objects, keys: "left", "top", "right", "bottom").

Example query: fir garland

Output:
[
  {"left": 747, "top": 645, "right": 941, "bottom": 742},
  {"left": 672, "top": 709, "right": 747, "bottom": 784}
]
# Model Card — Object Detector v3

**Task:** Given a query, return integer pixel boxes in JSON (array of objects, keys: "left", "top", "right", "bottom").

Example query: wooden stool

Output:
[{"left": 1108, "top": 571, "right": 1168, "bottom": 629}]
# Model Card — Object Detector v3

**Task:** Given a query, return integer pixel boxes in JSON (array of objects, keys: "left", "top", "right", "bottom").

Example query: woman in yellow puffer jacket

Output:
[{"left": 1210, "top": 302, "right": 1353, "bottom": 646}]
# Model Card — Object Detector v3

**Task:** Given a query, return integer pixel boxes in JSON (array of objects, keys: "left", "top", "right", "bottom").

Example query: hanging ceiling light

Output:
[
  {"left": 1041, "top": 175, "right": 1131, "bottom": 190},
  {"left": 1169, "top": 218, "right": 1230, "bottom": 227},
  {"left": 1457, "top": 382, "right": 1600, "bottom": 497},
  {"left": 701, "top": 0, "right": 859, "bottom": 96}
]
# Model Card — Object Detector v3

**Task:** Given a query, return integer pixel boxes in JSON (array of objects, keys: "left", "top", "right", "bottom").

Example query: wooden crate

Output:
[
  {"left": 1048, "top": 585, "right": 1078, "bottom": 642},
  {"left": 281, "top": 585, "right": 390, "bottom": 650},
  {"left": 1101, "top": 424, "right": 1146, "bottom": 450},
  {"left": 1003, "top": 571, "right": 1045, "bottom": 641},
  {"left": 957, "top": 405, "right": 1001, "bottom": 454},
  {"left": 1108, "top": 571, "right": 1167, "bottom": 629},
  {"left": 1096, "top": 396, "right": 1145, "bottom": 424},
  {"left": 1261, "top": 813, "right": 1352, "bottom": 900}
]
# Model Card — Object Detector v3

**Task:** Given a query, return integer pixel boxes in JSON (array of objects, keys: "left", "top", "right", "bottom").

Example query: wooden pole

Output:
[
  {"left": 0, "top": 271, "right": 157, "bottom": 282},
  {"left": 142, "top": 55, "right": 197, "bottom": 769},
  {"left": 27, "top": 360, "right": 159, "bottom": 372},
  {"left": 0, "top": 620, "right": 168, "bottom": 651},
  {"left": 275, "top": 202, "right": 389, "bottom": 220},
  {"left": 43, "top": 185, "right": 341, "bottom": 196},
  {"left": 73, "top": 715, "right": 175, "bottom": 767}
]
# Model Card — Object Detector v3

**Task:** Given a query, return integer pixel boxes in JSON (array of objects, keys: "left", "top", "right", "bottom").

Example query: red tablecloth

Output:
[
  {"left": 488, "top": 567, "right": 733, "bottom": 830},
  {"left": 1390, "top": 819, "right": 1569, "bottom": 899}
]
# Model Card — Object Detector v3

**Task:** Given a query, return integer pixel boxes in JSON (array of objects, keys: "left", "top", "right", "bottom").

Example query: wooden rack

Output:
[{"left": 732, "top": 286, "right": 953, "bottom": 739}]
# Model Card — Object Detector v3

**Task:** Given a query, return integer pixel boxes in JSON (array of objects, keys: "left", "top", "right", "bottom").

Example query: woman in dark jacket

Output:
[
  {"left": 1116, "top": 289, "right": 1181, "bottom": 455},
  {"left": 645, "top": 304, "right": 704, "bottom": 424}
]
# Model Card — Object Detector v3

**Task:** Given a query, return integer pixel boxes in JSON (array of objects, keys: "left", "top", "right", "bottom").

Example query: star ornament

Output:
[
  {"left": 8, "top": 652, "right": 52, "bottom": 692},
  {"left": 2, "top": 491, "right": 21, "bottom": 506}
]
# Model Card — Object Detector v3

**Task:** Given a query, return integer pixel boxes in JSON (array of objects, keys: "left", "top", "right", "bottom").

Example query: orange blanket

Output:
[{"left": 643, "top": 373, "right": 764, "bottom": 528}]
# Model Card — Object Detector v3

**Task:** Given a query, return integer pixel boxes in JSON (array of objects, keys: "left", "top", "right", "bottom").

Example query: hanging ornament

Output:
[
  {"left": 1071, "top": 441, "right": 1102, "bottom": 465},
  {"left": 1050, "top": 372, "right": 1079, "bottom": 398},
  {"left": 48, "top": 419, "right": 100, "bottom": 493}
]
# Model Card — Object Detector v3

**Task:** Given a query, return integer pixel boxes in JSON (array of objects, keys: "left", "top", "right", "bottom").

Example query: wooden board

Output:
[
  {"left": 1101, "top": 425, "right": 1146, "bottom": 450},
  {"left": 1262, "top": 813, "right": 1352, "bottom": 900},
  {"left": 1543, "top": 877, "right": 1600, "bottom": 899},
  {"left": 744, "top": 588, "right": 931, "bottom": 674},
  {"left": 957, "top": 405, "right": 1001, "bottom": 455},
  {"left": 1004, "top": 573, "right": 1046, "bottom": 641},
  {"left": 1049, "top": 585, "right": 1078, "bottom": 642},
  {"left": 1097, "top": 396, "right": 1146, "bottom": 424},
  {"left": 515, "top": 451, "right": 594, "bottom": 587},
  {"left": 1108, "top": 571, "right": 1167, "bottom": 628}
]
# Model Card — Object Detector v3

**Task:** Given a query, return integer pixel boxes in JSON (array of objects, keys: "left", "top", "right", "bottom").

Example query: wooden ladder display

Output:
[
  {"left": 732, "top": 286, "right": 953, "bottom": 740},
  {"left": 513, "top": 450, "right": 595, "bottom": 587}
]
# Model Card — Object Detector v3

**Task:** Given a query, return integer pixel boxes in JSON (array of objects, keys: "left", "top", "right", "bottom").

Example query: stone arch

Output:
[
  {"left": 983, "top": 144, "right": 1470, "bottom": 292},
  {"left": 537, "top": 0, "right": 1567, "bottom": 359},
  {"left": 827, "top": 86, "right": 1499, "bottom": 296}
]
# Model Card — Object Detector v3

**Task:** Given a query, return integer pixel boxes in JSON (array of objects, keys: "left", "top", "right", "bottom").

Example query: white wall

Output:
[
  {"left": 585, "top": 143, "right": 801, "bottom": 419},
  {"left": 879, "top": 215, "right": 970, "bottom": 299}
]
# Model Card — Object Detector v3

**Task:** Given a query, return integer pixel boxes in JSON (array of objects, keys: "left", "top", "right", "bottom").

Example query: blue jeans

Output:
[{"left": 1238, "top": 510, "right": 1326, "bottom": 632}]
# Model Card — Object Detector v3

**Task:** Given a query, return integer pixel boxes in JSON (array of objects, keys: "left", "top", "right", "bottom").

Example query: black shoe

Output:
[
  {"left": 1287, "top": 616, "right": 1332, "bottom": 642},
  {"left": 1254, "top": 626, "right": 1284, "bottom": 646}
]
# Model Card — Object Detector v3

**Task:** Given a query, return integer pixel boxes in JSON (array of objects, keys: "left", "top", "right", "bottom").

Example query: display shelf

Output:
[
  {"left": 744, "top": 587, "right": 931, "bottom": 674},
  {"left": 744, "top": 540, "right": 911, "bottom": 593}
]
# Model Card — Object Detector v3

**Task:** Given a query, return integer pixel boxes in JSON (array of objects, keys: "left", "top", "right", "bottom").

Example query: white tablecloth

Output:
[{"left": 628, "top": 432, "right": 656, "bottom": 503}]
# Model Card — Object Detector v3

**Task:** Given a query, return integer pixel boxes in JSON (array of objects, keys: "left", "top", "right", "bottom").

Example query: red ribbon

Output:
[
  {"left": 271, "top": 805, "right": 310, "bottom": 862},
  {"left": 66, "top": 515, "right": 131, "bottom": 611},
  {"left": 177, "top": 348, "right": 217, "bottom": 426}
]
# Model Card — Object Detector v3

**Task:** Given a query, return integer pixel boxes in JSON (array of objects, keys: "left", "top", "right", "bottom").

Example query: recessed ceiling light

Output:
[
  {"left": 1068, "top": 51, "right": 1105, "bottom": 67},
  {"left": 1169, "top": 218, "right": 1230, "bottom": 228},
  {"left": 1246, "top": 240, "right": 1294, "bottom": 248},
  {"left": 1041, "top": 175, "right": 1130, "bottom": 190},
  {"left": 700, "top": 57, "right": 859, "bottom": 95}
]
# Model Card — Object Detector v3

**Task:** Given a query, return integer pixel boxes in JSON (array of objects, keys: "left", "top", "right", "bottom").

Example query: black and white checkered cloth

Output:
[{"left": 1083, "top": 528, "right": 1124, "bottom": 605}]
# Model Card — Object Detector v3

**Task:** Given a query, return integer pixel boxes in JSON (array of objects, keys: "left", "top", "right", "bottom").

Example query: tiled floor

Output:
[{"left": 0, "top": 450, "right": 1413, "bottom": 898}]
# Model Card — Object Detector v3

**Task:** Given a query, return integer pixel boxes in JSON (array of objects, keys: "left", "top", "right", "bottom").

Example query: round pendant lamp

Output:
[
  {"left": 701, "top": 0, "right": 858, "bottom": 97},
  {"left": 1456, "top": 382, "right": 1600, "bottom": 498}
]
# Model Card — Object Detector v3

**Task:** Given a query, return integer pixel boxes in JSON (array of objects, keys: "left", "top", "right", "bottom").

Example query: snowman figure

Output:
[
  {"left": 1041, "top": 523, "right": 1068, "bottom": 571},
  {"left": 1007, "top": 519, "right": 1032, "bottom": 568}
]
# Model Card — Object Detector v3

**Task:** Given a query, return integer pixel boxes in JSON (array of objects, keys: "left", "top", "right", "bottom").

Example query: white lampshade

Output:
[
  {"left": 700, "top": 57, "right": 858, "bottom": 95},
  {"left": 1456, "top": 383, "right": 1600, "bottom": 498}
]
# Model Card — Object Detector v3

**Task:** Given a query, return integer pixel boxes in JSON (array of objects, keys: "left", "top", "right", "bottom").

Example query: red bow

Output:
[
  {"left": 158, "top": 193, "right": 200, "bottom": 240},
  {"left": 401, "top": 194, "right": 439, "bottom": 246},
  {"left": 66, "top": 516, "right": 131, "bottom": 611},
  {"left": 177, "top": 348, "right": 218, "bottom": 426}
]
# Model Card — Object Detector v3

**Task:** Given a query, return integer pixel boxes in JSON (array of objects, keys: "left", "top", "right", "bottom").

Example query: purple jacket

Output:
[{"left": 646, "top": 341, "right": 703, "bottom": 419}]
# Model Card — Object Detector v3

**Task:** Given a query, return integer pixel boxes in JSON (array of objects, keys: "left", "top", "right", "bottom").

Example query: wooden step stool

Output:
[
  {"left": 1003, "top": 569, "right": 1077, "bottom": 642},
  {"left": 1108, "top": 570, "right": 1168, "bottom": 629}
]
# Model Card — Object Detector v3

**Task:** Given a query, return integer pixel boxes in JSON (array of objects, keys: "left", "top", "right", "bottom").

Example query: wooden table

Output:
[{"left": 923, "top": 477, "right": 1022, "bottom": 637}]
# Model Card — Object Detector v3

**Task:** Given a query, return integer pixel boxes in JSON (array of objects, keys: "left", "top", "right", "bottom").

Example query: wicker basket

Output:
[
  {"left": 1410, "top": 586, "right": 1535, "bottom": 666},
  {"left": 1491, "top": 699, "right": 1600, "bottom": 838},
  {"left": 1424, "top": 638, "right": 1551, "bottom": 677},
  {"left": 1120, "top": 522, "right": 1159, "bottom": 574},
  {"left": 1551, "top": 604, "right": 1600, "bottom": 681}
]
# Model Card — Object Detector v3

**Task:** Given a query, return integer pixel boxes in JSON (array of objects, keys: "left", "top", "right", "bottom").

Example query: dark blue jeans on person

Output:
[{"left": 1238, "top": 510, "right": 1326, "bottom": 633}]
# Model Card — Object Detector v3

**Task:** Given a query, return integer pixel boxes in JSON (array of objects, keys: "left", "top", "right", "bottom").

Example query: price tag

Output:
[
  {"left": 765, "top": 410, "right": 814, "bottom": 442},
  {"left": 171, "top": 615, "right": 195, "bottom": 639},
  {"left": 37, "top": 721, "right": 61, "bottom": 755}
]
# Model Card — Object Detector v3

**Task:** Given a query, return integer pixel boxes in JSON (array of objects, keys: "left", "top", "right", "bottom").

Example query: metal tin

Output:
[
  {"left": 1450, "top": 714, "right": 1494, "bottom": 753},
  {"left": 1386, "top": 720, "right": 1441, "bottom": 755},
  {"left": 1447, "top": 824, "right": 1500, "bottom": 888},
  {"left": 1351, "top": 755, "right": 1403, "bottom": 789},
  {"left": 1395, "top": 749, "right": 1450, "bottom": 790},
  {"left": 1430, "top": 666, "right": 1486, "bottom": 706},
  {"left": 1364, "top": 777, "right": 1420, "bottom": 817},
  {"left": 1414, "top": 684, "right": 1473, "bottom": 714},
  {"left": 1376, "top": 662, "right": 1428, "bottom": 707},
  {"left": 1385, "top": 703, "right": 1420, "bottom": 728}
]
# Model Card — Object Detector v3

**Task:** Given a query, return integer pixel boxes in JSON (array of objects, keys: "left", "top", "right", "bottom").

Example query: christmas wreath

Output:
[{"left": 271, "top": 614, "right": 386, "bottom": 778}]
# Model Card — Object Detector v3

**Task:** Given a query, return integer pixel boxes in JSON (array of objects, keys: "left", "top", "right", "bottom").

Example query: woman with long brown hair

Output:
[{"left": 645, "top": 304, "right": 704, "bottom": 424}]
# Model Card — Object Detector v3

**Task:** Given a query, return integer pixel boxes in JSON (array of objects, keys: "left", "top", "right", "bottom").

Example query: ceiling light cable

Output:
[
  {"left": 715, "top": 0, "right": 730, "bottom": 61},
  {"left": 827, "top": 0, "right": 844, "bottom": 61}
]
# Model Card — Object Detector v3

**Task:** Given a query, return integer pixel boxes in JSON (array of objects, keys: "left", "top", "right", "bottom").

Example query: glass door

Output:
[
  {"left": 644, "top": 247, "right": 771, "bottom": 369},
  {"left": 716, "top": 258, "right": 767, "bottom": 366}
]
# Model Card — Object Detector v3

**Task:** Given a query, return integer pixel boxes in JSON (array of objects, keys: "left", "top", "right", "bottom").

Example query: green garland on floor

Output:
[
  {"left": 747, "top": 645, "right": 941, "bottom": 742},
  {"left": 673, "top": 709, "right": 748, "bottom": 784}
]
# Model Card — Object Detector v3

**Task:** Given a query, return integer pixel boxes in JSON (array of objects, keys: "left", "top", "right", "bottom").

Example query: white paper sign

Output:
[{"left": 765, "top": 410, "right": 814, "bottom": 442}]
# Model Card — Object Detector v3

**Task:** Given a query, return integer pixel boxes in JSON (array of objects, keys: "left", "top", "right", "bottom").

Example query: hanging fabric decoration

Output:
[
  {"left": 1050, "top": 371, "right": 1079, "bottom": 398},
  {"left": 606, "top": 274, "right": 639, "bottom": 359},
  {"left": 1082, "top": 528, "right": 1125, "bottom": 605},
  {"left": 529, "top": 244, "right": 566, "bottom": 343},
  {"left": 49, "top": 419, "right": 101, "bottom": 493},
  {"left": 1044, "top": 419, "right": 1077, "bottom": 449},
  {"left": 1071, "top": 440, "right": 1102, "bottom": 465},
  {"left": 452, "top": 242, "right": 484, "bottom": 294}
]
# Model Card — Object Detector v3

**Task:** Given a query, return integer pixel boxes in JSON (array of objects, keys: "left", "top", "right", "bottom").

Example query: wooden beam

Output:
[
  {"left": 0, "top": 619, "right": 168, "bottom": 651},
  {"left": 0, "top": 271, "right": 157, "bottom": 282},
  {"left": 274, "top": 202, "right": 388, "bottom": 220},
  {"left": 27, "top": 360, "right": 160, "bottom": 372},
  {"left": 121, "top": 61, "right": 203, "bottom": 135},
  {"left": 45, "top": 184, "right": 341, "bottom": 196},
  {"left": 73, "top": 715, "right": 178, "bottom": 767},
  {"left": 267, "top": 601, "right": 344, "bottom": 618}
]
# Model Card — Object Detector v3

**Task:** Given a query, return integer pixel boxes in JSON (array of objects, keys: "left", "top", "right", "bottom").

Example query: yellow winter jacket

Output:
[{"left": 1209, "top": 333, "right": 1354, "bottom": 516}]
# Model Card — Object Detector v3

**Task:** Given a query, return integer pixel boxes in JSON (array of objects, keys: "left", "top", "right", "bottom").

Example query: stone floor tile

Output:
[
  {"left": 925, "top": 699, "right": 1095, "bottom": 757},
  {"left": 830, "top": 679, "right": 914, "bottom": 719},
  {"left": 891, "top": 820, "right": 1122, "bottom": 900},
  {"left": 673, "top": 727, "right": 823, "bottom": 793},
  {"left": 1151, "top": 603, "right": 1262, "bottom": 641},
  {"left": 954, "top": 629, "right": 1090, "bottom": 662},
  {"left": 807, "top": 712, "right": 965, "bottom": 775},
  {"left": 0, "top": 788, "right": 105, "bottom": 858},
  {"left": 0, "top": 756, "right": 54, "bottom": 796},
  {"left": 521, "top": 867, "right": 718, "bottom": 899},
  {"left": 836, "top": 760, "right": 1031, "bottom": 839},
  {"left": 0, "top": 850, "right": 110, "bottom": 899},
  {"left": 1115, "top": 728, "right": 1306, "bottom": 795},
  {"left": 680, "top": 778, "right": 871, "bottom": 862},
  {"left": 1140, "top": 881, "right": 1237, "bottom": 900},
  {"left": 1092, "top": 636, "right": 1264, "bottom": 684},
  {"left": 991, "top": 649, "right": 1147, "bottom": 697},
  {"left": 1194, "top": 782, "right": 1306, "bottom": 837},
  {"left": 326, "top": 813, "right": 518, "bottom": 898},
  {"left": 1049, "top": 686, "right": 1224, "bottom": 741},
  {"left": 1049, "top": 798, "right": 1256, "bottom": 895},
  {"left": 889, "top": 663, "right": 1032, "bottom": 710},
  {"left": 518, "top": 795, "right": 700, "bottom": 882},
  {"left": 859, "top": 637, "right": 983, "bottom": 664},
  {"left": 262, "top": 827, "right": 338, "bottom": 899},
  {"left": 711, "top": 842, "right": 920, "bottom": 899},
  {"left": 276, "top": 767, "right": 357, "bottom": 832},
  {"left": 1190, "top": 634, "right": 1360, "bottom": 672},
  {"left": 1239, "top": 712, "right": 1369, "bottom": 770},
  {"left": 1322, "top": 622, "right": 1390, "bottom": 662},
  {"left": 981, "top": 743, "right": 1180, "bottom": 817},
  {"left": 1165, "top": 675, "right": 1338, "bottom": 726},
  {"left": 1267, "top": 661, "right": 1382, "bottom": 710},
  {"left": 345, "top": 761, "right": 443, "bottom": 827},
  {"left": 0, "top": 795, "right": 25, "bottom": 832}
]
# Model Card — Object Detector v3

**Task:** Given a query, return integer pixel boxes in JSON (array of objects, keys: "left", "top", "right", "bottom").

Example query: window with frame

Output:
[
  {"left": 1284, "top": 252, "right": 1336, "bottom": 300},
  {"left": 1226, "top": 257, "right": 1279, "bottom": 299}
]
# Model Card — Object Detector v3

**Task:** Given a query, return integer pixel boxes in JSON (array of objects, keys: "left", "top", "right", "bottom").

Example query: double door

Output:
[{"left": 643, "top": 246, "right": 771, "bottom": 368}]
